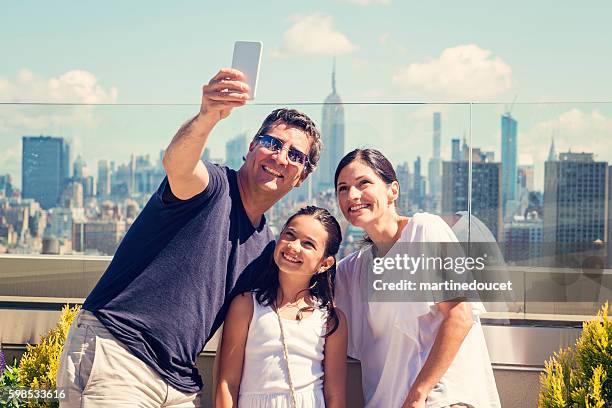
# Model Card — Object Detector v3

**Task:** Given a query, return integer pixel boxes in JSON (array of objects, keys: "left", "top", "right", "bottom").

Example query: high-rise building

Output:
[
  {"left": 97, "top": 160, "right": 111, "bottom": 198},
  {"left": 501, "top": 114, "right": 518, "bottom": 215},
  {"left": 544, "top": 152, "right": 607, "bottom": 254},
  {"left": 73, "top": 155, "right": 86, "bottom": 179},
  {"left": 133, "top": 155, "right": 164, "bottom": 195},
  {"left": 396, "top": 162, "right": 413, "bottom": 215},
  {"left": 428, "top": 113, "right": 442, "bottom": 197},
  {"left": 548, "top": 138, "right": 557, "bottom": 162},
  {"left": 451, "top": 138, "right": 461, "bottom": 162},
  {"left": 63, "top": 139, "right": 72, "bottom": 181},
  {"left": 316, "top": 62, "right": 345, "bottom": 192},
  {"left": 112, "top": 163, "right": 133, "bottom": 199},
  {"left": 518, "top": 165, "right": 535, "bottom": 192},
  {"left": 72, "top": 201, "right": 126, "bottom": 255},
  {"left": 61, "top": 181, "right": 84, "bottom": 208},
  {"left": 22, "top": 136, "right": 70, "bottom": 209},
  {"left": 0, "top": 174, "right": 14, "bottom": 198},
  {"left": 504, "top": 211, "right": 543, "bottom": 263},
  {"left": 442, "top": 156, "right": 502, "bottom": 240},
  {"left": 412, "top": 157, "right": 426, "bottom": 210},
  {"left": 226, "top": 133, "right": 247, "bottom": 170},
  {"left": 72, "top": 219, "right": 126, "bottom": 255}
]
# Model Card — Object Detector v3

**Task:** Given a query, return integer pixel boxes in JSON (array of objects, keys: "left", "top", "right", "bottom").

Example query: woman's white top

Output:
[
  {"left": 335, "top": 213, "right": 501, "bottom": 408},
  {"left": 238, "top": 292, "right": 326, "bottom": 408}
]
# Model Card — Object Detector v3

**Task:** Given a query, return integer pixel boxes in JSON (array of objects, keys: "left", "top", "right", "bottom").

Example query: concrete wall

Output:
[{"left": 194, "top": 354, "right": 541, "bottom": 408}]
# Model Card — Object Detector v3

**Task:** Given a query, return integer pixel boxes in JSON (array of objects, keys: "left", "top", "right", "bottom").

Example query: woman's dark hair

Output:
[
  {"left": 251, "top": 205, "right": 342, "bottom": 337},
  {"left": 334, "top": 148, "right": 399, "bottom": 244},
  {"left": 334, "top": 148, "right": 398, "bottom": 190}
]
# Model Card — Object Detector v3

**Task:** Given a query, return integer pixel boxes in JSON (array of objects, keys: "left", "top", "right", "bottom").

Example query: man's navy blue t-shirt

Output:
[{"left": 83, "top": 162, "right": 274, "bottom": 393}]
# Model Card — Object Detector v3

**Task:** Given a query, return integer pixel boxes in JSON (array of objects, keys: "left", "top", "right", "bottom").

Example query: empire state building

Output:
[{"left": 316, "top": 63, "right": 345, "bottom": 192}]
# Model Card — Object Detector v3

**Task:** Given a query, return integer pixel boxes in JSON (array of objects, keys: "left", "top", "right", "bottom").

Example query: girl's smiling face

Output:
[{"left": 274, "top": 214, "right": 333, "bottom": 277}]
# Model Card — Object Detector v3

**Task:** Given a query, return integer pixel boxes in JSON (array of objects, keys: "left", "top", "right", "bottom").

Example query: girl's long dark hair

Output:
[{"left": 251, "top": 206, "right": 342, "bottom": 337}]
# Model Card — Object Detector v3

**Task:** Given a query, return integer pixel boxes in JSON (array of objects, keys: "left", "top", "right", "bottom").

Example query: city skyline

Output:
[{"left": 3, "top": 110, "right": 611, "bottom": 257}]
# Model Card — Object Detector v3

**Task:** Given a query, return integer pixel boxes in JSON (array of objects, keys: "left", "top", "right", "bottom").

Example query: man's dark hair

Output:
[{"left": 252, "top": 108, "right": 322, "bottom": 176}]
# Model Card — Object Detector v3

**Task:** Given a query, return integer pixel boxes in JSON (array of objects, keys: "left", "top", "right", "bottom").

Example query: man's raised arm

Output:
[{"left": 162, "top": 68, "right": 250, "bottom": 200}]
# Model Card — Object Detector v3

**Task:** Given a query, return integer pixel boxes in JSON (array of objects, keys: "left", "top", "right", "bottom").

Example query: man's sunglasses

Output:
[{"left": 255, "top": 134, "right": 309, "bottom": 165}]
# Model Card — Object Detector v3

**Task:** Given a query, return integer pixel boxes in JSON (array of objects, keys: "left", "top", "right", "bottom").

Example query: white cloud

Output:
[
  {"left": 519, "top": 109, "right": 612, "bottom": 190},
  {"left": 0, "top": 69, "right": 116, "bottom": 166},
  {"left": 393, "top": 44, "right": 513, "bottom": 101},
  {"left": 523, "top": 109, "right": 612, "bottom": 162},
  {"left": 0, "top": 141, "right": 21, "bottom": 173},
  {"left": 0, "top": 69, "right": 118, "bottom": 103},
  {"left": 340, "top": 0, "right": 390, "bottom": 5},
  {"left": 275, "top": 14, "right": 357, "bottom": 57}
]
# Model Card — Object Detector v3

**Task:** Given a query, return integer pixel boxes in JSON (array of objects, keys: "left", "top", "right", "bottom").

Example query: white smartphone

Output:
[{"left": 231, "top": 41, "right": 262, "bottom": 100}]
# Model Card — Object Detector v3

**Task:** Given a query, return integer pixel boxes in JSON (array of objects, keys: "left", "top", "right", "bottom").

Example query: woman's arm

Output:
[
  {"left": 323, "top": 308, "right": 348, "bottom": 408},
  {"left": 215, "top": 293, "right": 253, "bottom": 408},
  {"left": 401, "top": 300, "right": 473, "bottom": 408}
]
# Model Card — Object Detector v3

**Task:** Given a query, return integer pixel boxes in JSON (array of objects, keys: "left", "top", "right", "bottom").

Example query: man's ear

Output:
[{"left": 318, "top": 256, "right": 335, "bottom": 273}]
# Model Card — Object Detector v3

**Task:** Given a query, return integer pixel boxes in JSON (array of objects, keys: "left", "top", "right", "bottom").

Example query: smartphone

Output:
[{"left": 231, "top": 41, "right": 262, "bottom": 100}]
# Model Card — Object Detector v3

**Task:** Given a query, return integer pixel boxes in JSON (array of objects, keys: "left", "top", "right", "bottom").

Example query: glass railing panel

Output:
[{"left": 470, "top": 102, "right": 612, "bottom": 319}]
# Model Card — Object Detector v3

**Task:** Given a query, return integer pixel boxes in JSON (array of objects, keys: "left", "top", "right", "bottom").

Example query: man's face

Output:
[{"left": 244, "top": 123, "right": 311, "bottom": 198}]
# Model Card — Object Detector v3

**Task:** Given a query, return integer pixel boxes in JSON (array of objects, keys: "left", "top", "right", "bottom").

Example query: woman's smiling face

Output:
[{"left": 335, "top": 160, "right": 398, "bottom": 228}]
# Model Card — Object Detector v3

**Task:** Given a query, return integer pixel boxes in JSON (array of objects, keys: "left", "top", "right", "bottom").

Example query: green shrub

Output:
[
  {"left": 0, "top": 362, "right": 22, "bottom": 407},
  {"left": 17, "top": 304, "right": 81, "bottom": 408},
  {"left": 538, "top": 302, "right": 611, "bottom": 407}
]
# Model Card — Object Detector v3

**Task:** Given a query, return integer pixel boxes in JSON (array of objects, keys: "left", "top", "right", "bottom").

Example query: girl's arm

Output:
[
  {"left": 401, "top": 300, "right": 473, "bottom": 408},
  {"left": 215, "top": 293, "right": 253, "bottom": 408},
  {"left": 323, "top": 308, "right": 348, "bottom": 408}
]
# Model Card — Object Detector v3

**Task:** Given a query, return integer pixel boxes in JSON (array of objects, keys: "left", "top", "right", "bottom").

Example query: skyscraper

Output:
[
  {"left": 412, "top": 157, "right": 426, "bottom": 210},
  {"left": 22, "top": 136, "right": 70, "bottom": 209},
  {"left": 225, "top": 133, "right": 247, "bottom": 170},
  {"left": 501, "top": 114, "right": 518, "bottom": 216},
  {"left": 548, "top": 138, "right": 557, "bottom": 162},
  {"left": 442, "top": 154, "right": 503, "bottom": 240},
  {"left": 97, "top": 160, "right": 111, "bottom": 198},
  {"left": 544, "top": 152, "right": 607, "bottom": 254},
  {"left": 73, "top": 155, "right": 86, "bottom": 179},
  {"left": 316, "top": 62, "right": 345, "bottom": 192},
  {"left": 62, "top": 139, "right": 72, "bottom": 181},
  {"left": 428, "top": 113, "right": 442, "bottom": 197},
  {"left": 451, "top": 138, "right": 461, "bottom": 162},
  {"left": 396, "top": 162, "right": 412, "bottom": 215},
  {"left": 518, "top": 164, "right": 535, "bottom": 192}
]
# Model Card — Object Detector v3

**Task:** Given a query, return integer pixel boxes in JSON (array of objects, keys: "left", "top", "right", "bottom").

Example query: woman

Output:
[{"left": 333, "top": 149, "right": 500, "bottom": 408}]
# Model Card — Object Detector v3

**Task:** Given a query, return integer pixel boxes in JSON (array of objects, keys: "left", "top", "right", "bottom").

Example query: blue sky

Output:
[{"left": 2, "top": 1, "right": 612, "bottom": 188}]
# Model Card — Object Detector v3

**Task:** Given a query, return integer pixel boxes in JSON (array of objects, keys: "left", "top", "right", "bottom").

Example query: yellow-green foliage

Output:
[
  {"left": 538, "top": 302, "right": 611, "bottom": 407},
  {"left": 17, "top": 304, "right": 80, "bottom": 408}
]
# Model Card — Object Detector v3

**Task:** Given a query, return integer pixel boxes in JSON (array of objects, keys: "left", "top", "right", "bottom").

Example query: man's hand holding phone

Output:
[{"left": 199, "top": 68, "right": 250, "bottom": 123}]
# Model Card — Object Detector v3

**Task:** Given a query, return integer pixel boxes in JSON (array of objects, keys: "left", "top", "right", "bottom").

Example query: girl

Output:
[
  {"left": 216, "top": 206, "right": 347, "bottom": 408},
  {"left": 334, "top": 149, "right": 500, "bottom": 408}
]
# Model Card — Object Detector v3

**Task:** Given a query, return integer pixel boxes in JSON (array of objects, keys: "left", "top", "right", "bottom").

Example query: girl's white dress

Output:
[{"left": 238, "top": 292, "right": 327, "bottom": 408}]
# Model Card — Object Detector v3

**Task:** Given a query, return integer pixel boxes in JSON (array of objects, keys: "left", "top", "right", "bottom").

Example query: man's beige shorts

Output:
[{"left": 56, "top": 310, "right": 201, "bottom": 407}]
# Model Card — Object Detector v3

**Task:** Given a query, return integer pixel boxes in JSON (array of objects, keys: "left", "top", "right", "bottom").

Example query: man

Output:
[{"left": 57, "top": 68, "right": 322, "bottom": 407}]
